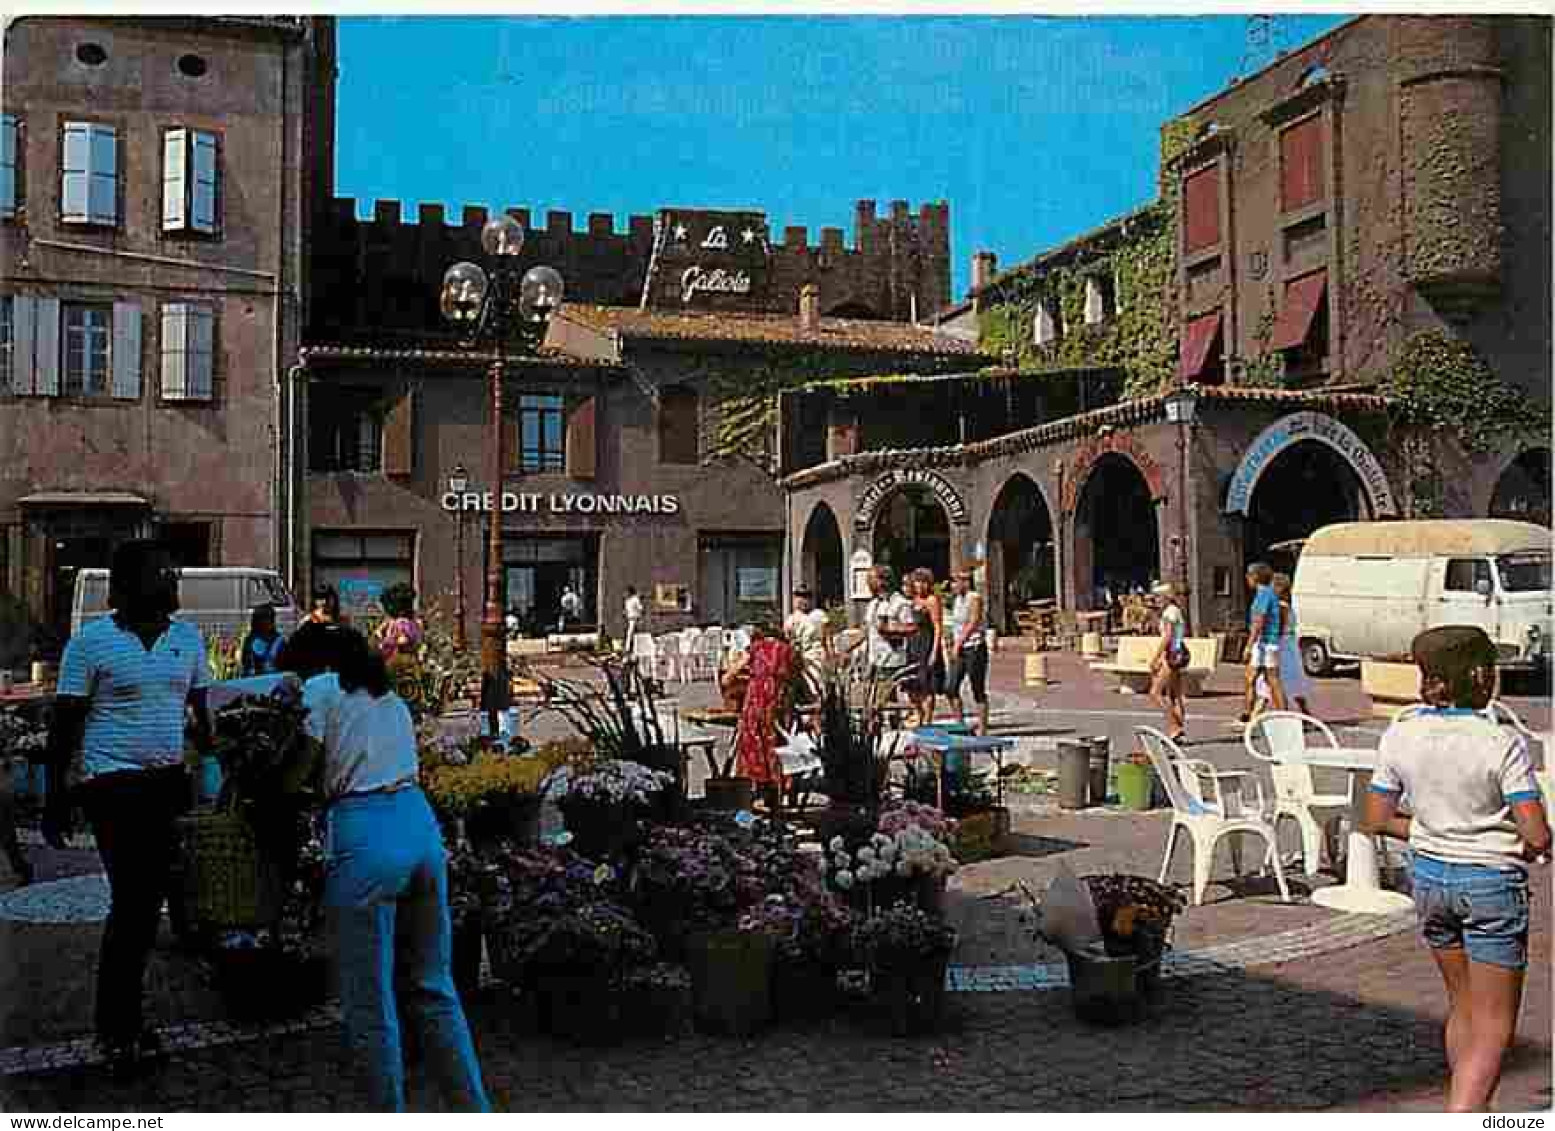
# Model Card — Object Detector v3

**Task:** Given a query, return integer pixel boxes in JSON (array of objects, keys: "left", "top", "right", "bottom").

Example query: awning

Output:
[
  {"left": 1270, "top": 269, "right": 1328, "bottom": 351},
  {"left": 18, "top": 492, "right": 149, "bottom": 507},
  {"left": 1178, "top": 311, "right": 1223, "bottom": 379}
]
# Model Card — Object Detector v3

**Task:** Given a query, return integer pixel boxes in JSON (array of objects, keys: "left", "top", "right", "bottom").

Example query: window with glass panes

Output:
[
  {"left": 518, "top": 393, "right": 566, "bottom": 472},
  {"left": 63, "top": 302, "right": 111, "bottom": 396}
]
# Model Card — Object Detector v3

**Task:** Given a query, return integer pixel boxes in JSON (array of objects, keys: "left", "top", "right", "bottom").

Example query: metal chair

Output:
[{"left": 1136, "top": 726, "right": 1291, "bottom": 907}]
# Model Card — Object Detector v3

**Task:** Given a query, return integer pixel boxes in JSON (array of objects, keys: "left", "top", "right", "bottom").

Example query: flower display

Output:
[
  {"left": 556, "top": 758, "right": 674, "bottom": 808},
  {"left": 1082, "top": 873, "right": 1185, "bottom": 960},
  {"left": 856, "top": 901, "right": 957, "bottom": 969},
  {"left": 210, "top": 686, "right": 315, "bottom": 802},
  {"left": 423, "top": 745, "right": 571, "bottom": 818},
  {"left": 823, "top": 822, "right": 957, "bottom": 891},
  {"left": 877, "top": 801, "right": 958, "bottom": 841},
  {"left": 0, "top": 709, "right": 47, "bottom": 763}
]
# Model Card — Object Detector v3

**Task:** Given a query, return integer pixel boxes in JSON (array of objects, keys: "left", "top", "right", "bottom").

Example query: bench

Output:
[{"left": 1090, "top": 636, "right": 1217, "bottom": 696}]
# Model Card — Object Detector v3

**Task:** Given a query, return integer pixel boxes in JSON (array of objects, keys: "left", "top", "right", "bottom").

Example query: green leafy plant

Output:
[{"left": 1381, "top": 330, "right": 1547, "bottom": 454}]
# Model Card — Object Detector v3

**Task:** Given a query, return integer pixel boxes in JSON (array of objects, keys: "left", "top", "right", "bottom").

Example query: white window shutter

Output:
[
  {"left": 111, "top": 302, "right": 141, "bottom": 400},
  {"left": 33, "top": 297, "right": 60, "bottom": 396},
  {"left": 1, "top": 115, "right": 16, "bottom": 219},
  {"left": 11, "top": 295, "right": 36, "bottom": 396},
  {"left": 61, "top": 124, "right": 90, "bottom": 221},
  {"left": 188, "top": 306, "right": 214, "bottom": 399},
  {"left": 161, "top": 304, "right": 188, "bottom": 399},
  {"left": 191, "top": 132, "right": 217, "bottom": 234},
  {"left": 1033, "top": 300, "right": 1055, "bottom": 346},
  {"left": 88, "top": 125, "right": 117, "bottom": 225},
  {"left": 1084, "top": 278, "right": 1104, "bottom": 326},
  {"left": 163, "top": 128, "right": 186, "bottom": 231},
  {"left": 1114, "top": 268, "right": 1126, "bottom": 314}
]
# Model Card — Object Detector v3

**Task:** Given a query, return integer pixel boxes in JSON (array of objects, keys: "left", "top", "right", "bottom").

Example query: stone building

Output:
[
  {"left": 0, "top": 15, "right": 335, "bottom": 653},
  {"left": 782, "top": 14, "right": 1551, "bottom": 653},
  {"left": 299, "top": 202, "right": 983, "bottom": 640}
]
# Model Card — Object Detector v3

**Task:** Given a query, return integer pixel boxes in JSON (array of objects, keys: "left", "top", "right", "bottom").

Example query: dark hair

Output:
[
  {"left": 109, "top": 539, "right": 169, "bottom": 609},
  {"left": 275, "top": 622, "right": 347, "bottom": 680},
  {"left": 626, "top": 586, "right": 638, "bottom": 596},
  {"left": 1246, "top": 562, "right": 1274, "bottom": 586},
  {"left": 250, "top": 603, "right": 276, "bottom": 632},
  {"left": 380, "top": 583, "right": 416, "bottom": 620},
  {"left": 1412, "top": 625, "right": 1498, "bottom": 708},
  {"left": 311, "top": 583, "right": 339, "bottom": 610},
  {"left": 335, "top": 627, "right": 392, "bottom": 699}
]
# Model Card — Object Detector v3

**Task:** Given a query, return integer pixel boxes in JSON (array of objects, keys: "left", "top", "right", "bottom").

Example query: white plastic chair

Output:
[
  {"left": 676, "top": 628, "right": 703, "bottom": 683},
  {"left": 697, "top": 628, "right": 725, "bottom": 685},
  {"left": 1243, "top": 711, "right": 1354, "bottom": 876},
  {"left": 1136, "top": 726, "right": 1291, "bottom": 907},
  {"left": 631, "top": 631, "right": 658, "bottom": 676}
]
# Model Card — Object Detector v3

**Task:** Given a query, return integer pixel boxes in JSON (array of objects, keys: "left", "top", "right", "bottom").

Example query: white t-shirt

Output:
[
  {"left": 1372, "top": 708, "right": 1545, "bottom": 871},
  {"left": 1159, "top": 604, "right": 1186, "bottom": 650},
  {"left": 865, "top": 593, "right": 915, "bottom": 668},
  {"left": 785, "top": 609, "right": 828, "bottom": 667},
  {"left": 561, "top": 590, "right": 582, "bottom": 617},
  {"left": 303, "top": 672, "right": 419, "bottom": 801},
  {"left": 625, "top": 594, "right": 644, "bottom": 622},
  {"left": 58, "top": 617, "right": 212, "bottom": 779}
]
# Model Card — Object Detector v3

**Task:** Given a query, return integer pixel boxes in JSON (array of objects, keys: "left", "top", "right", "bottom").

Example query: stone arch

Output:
[
  {"left": 1224, "top": 411, "right": 1397, "bottom": 519},
  {"left": 984, "top": 472, "right": 1057, "bottom": 633},
  {"left": 799, "top": 500, "right": 847, "bottom": 608},
  {"left": 1072, "top": 452, "right": 1162, "bottom": 608},
  {"left": 856, "top": 470, "right": 966, "bottom": 583}
]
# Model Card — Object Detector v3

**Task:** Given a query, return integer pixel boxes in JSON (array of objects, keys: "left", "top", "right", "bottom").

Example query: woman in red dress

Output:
[{"left": 731, "top": 624, "right": 798, "bottom": 810}]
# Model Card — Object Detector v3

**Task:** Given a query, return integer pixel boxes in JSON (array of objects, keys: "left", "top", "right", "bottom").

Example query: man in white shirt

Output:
[
  {"left": 785, "top": 587, "right": 829, "bottom": 691},
  {"left": 559, "top": 585, "right": 582, "bottom": 632},
  {"left": 46, "top": 541, "right": 212, "bottom": 1077},
  {"left": 623, "top": 587, "right": 645, "bottom": 653},
  {"left": 854, "top": 567, "right": 916, "bottom": 704}
]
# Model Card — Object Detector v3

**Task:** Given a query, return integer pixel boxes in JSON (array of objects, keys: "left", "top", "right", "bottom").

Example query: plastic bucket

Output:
[
  {"left": 1057, "top": 740, "right": 1089, "bottom": 809},
  {"left": 1116, "top": 762, "right": 1153, "bottom": 811}
]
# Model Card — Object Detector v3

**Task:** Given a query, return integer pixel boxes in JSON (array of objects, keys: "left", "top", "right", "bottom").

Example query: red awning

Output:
[
  {"left": 1178, "top": 311, "right": 1223, "bottom": 379},
  {"left": 1270, "top": 270, "right": 1328, "bottom": 351}
]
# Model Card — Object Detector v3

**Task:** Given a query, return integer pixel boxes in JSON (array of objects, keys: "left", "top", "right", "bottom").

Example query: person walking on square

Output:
[
  {"left": 944, "top": 569, "right": 990, "bottom": 735},
  {"left": 905, "top": 569, "right": 944, "bottom": 727},
  {"left": 1362, "top": 626, "right": 1550, "bottom": 1113},
  {"left": 239, "top": 603, "right": 285, "bottom": 677},
  {"left": 44, "top": 540, "right": 212, "bottom": 1078},
  {"left": 1240, "top": 562, "right": 1286, "bottom": 722},
  {"left": 558, "top": 584, "right": 582, "bottom": 633},
  {"left": 1271, "top": 572, "right": 1314, "bottom": 717},
  {"left": 1149, "top": 581, "right": 1189, "bottom": 743},
  {"left": 784, "top": 586, "right": 828, "bottom": 697},
  {"left": 623, "top": 586, "right": 644, "bottom": 655},
  {"left": 731, "top": 623, "right": 799, "bottom": 814},
  {"left": 303, "top": 628, "right": 490, "bottom": 1112},
  {"left": 844, "top": 567, "right": 917, "bottom": 710}
]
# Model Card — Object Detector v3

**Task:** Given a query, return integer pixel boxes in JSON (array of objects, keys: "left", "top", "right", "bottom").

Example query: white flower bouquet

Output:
[{"left": 558, "top": 758, "right": 674, "bottom": 809}]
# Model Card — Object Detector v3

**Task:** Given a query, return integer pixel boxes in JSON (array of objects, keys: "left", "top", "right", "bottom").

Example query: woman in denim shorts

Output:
[{"left": 1363, "top": 625, "right": 1550, "bottom": 1112}]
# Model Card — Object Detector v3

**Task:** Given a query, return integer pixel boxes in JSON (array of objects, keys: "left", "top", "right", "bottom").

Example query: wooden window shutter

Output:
[
  {"left": 382, "top": 388, "right": 415, "bottom": 477},
  {"left": 566, "top": 395, "right": 597, "bottom": 479},
  {"left": 162, "top": 128, "right": 186, "bottom": 231},
  {"left": 658, "top": 386, "right": 700, "bottom": 465},
  {"left": 33, "top": 297, "right": 60, "bottom": 396},
  {"left": 161, "top": 303, "right": 188, "bottom": 398},
  {"left": 111, "top": 301, "right": 141, "bottom": 400},
  {"left": 1280, "top": 115, "right": 1324, "bottom": 212},
  {"left": 11, "top": 295, "right": 36, "bottom": 395},
  {"left": 187, "top": 305, "right": 214, "bottom": 400},
  {"left": 1182, "top": 165, "right": 1221, "bottom": 252}
]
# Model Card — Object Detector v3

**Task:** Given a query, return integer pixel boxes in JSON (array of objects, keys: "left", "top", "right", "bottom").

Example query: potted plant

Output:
[
  {"left": 857, "top": 901, "right": 957, "bottom": 1036},
  {"left": 522, "top": 900, "right": 658, "bottom": 1045},
  {"left": 824, "top": 802, "right": 958, "bottom": 915},
  {"left": 423, "top": 745, "right": 570, "bottom": 851},
  {"left": 479, "top": 844, "right": 622, "bottom": 987},
  {"left": 766, "top": 891, "right": 857, "bottom": 1022},
  {"left": 445, "top": 842, "right": 489, "bottom": 1000},
  {"left": 553, "top": 758, "right": 674, "bottom": 861},
  {"left": 629, "top": 825, "right": 748, "bottom": 960}
]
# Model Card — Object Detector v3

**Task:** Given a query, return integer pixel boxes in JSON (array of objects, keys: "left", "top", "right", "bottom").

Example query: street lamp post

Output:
[
  {"left": 447, "top": 462, "right": 469, "bottom": 651},
  {"left": 1163, "top": 383, "right": 1199, "bottom": 628},
  {"left": 439, "top": 215, "right": 566, "bottom": 733}
]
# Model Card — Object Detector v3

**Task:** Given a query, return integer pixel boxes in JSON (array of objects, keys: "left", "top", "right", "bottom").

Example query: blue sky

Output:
[{"left": 335, "top": 15, "right": 1351, "bottom": 297}]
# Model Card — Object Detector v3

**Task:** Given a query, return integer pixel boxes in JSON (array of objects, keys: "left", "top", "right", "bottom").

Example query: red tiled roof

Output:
[
  {"left": 781, "top": 383, "right": 1391, "bottom": 489},
  {"left": 561, "top": 304, "right": 990, "bottom": 358},
  {"left": 299, "top": 344, "right": 617, "bottom": 369}
]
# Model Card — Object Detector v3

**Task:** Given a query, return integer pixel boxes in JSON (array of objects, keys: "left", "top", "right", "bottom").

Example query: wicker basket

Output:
[{"left": 178, "top": 809, "right": 284, "bottom": 929}]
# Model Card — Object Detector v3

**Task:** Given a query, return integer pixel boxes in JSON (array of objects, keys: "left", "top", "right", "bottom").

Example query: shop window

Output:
[
  {"left": 160, "top": 302, "right": 215, "bottom": 400},
  {"left": 517, "top": 393, "right": 566, "bottom": 473},
  {"left": 658, "top": 385, "right": 700, "bottom": 465},
  {"left": 1280, "top": 115, "right": 1325, "bottom": 213},
  {"left": 1, "top": 114, "right": 18, "bottom": 219},
  {"left": 310, "top": 386, "right": 386, "bottom": 473},
  {"left": 62, "top": 302, "right": 111, "bottom": 396},
  {"left": 162, "top": 128, "right": 219, "bottom": 236},
  {"left": 312, "top": 530, "right": 415, "bottom": 620},
  {"left": 1182, "top": 164, "right": 1221, "bottom": 253},
  {"left": 61, "top": 121, "right": 117, "bottom": 227}
]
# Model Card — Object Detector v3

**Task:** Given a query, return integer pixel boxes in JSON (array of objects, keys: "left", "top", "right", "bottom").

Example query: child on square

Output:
[{"left": 1362, "top": 625, "right": 1550, "bottom": 1113}]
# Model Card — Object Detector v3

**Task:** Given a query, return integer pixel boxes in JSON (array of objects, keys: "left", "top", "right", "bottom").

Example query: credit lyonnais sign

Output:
[
  {"left": 441, "top": 491, "right": 681, "bottom": 516},
  {"left": 855, "top": 469, "right": 969, "bottom": 530},
  {"left": 1224, "top": 411, "right": 1398, "bottom": 517}
]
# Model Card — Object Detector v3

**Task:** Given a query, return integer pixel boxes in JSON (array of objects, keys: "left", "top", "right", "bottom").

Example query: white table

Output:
[{"left": 1302, "top": 746, "right": 1415, "bottom": 915}]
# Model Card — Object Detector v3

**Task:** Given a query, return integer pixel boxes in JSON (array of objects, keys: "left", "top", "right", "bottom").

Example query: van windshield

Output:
[{"left": 1497, "top": 554, "right": 1551, "bottom": 593}]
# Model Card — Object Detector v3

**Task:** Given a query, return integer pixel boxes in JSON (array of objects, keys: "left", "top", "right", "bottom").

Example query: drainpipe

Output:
[{"left": 284, "top": 362, "right": 306, "bottom": 594}]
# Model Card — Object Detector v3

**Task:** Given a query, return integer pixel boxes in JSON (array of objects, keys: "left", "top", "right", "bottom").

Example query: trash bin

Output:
[
  {"left": 1057, "top": 740, "right": 1089, "bottom": 809},
  {"left": 1116, "top": 761, "right": 1153, "bottom": 811},
  {"left": 1086, "top": 736, "right": 1111, "bottom": 806}
]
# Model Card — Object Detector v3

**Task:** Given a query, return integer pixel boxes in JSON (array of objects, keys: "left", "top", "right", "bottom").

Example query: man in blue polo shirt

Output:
[
  {"left": 1240, "top": 560, "right": 1287, "bottom": 721},
  {"left": 45, "top": 541, "right": 212, "bottom": 1078}
]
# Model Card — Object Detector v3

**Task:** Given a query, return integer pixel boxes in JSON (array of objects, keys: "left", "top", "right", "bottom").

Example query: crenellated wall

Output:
[{"left": 307, "top": 197, "right": 952, "bottom": 341}]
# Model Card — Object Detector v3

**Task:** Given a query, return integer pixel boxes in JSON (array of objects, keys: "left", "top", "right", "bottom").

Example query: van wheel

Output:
[{"left": 1301, "top": 639, "right": 1331, "bottom": 678}]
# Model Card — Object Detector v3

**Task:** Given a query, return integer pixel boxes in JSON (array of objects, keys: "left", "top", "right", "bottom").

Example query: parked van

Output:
[
  {"left": 1291, "top": 520, "right": 1552, "bottom": 675},
  {"left": 70, "top": 568, "right": 300, "bottom": 644}
]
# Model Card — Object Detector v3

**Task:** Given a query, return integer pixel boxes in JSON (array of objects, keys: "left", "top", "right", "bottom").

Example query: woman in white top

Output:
[
  {"left": 1149, "top": 581, "right": 1189, "bottom": 743},
  {"left": 303, "top": 629, "right": 489, "bottom": 1112},
  {"left": 944, "top": 570, "right": 990, "bottom": 735}
]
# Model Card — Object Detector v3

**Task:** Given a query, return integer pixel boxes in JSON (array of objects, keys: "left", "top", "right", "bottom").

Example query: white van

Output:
[
  {"left": 1291, "top": 520, "right": 1552, "bottom": 675},
  {"left": 70, "top": 567, "right": 300, "bottom": 644}
]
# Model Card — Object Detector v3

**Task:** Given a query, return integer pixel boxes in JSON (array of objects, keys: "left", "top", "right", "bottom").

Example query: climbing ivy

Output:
[{"left": 1379, "top": 331, "right": 1547, "bottom": 454}]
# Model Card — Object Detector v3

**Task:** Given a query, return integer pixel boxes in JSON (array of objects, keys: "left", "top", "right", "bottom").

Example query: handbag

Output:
[{"left": 1165, "top": 642, "right": 1191, "bottom": 671}]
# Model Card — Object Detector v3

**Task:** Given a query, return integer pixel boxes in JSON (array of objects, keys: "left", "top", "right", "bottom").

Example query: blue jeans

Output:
[
  {"left": 1412, "top": 854, "right": 1530, "bottom": 971},
  {"left": 325, "top": 788, "right": 490, "bottom": 1112}
]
